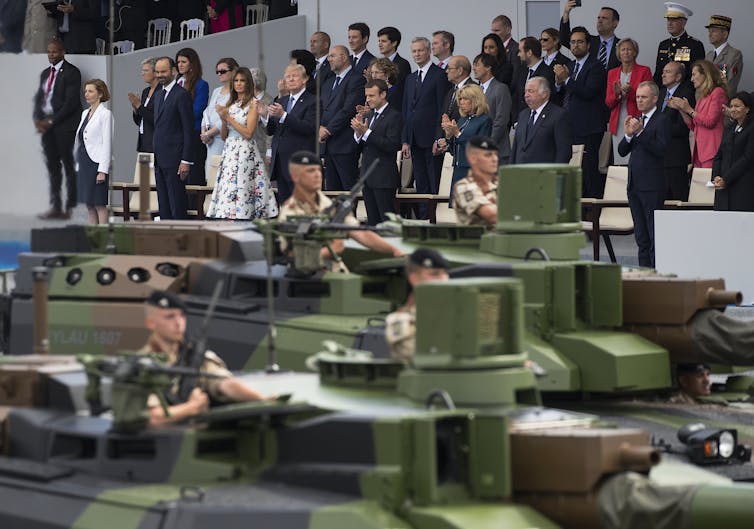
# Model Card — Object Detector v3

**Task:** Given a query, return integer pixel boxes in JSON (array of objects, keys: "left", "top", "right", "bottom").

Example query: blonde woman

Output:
[{"left": 441, "top": 84, "right": 492, "bottom": 198}]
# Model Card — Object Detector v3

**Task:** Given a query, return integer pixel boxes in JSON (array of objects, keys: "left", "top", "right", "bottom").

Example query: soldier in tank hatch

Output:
[
  {"left": 385, "top": 248, "right": 449, "bottom": 361},
  {"left": 140, "top": 290, "right": 272, "bottom": 426}
]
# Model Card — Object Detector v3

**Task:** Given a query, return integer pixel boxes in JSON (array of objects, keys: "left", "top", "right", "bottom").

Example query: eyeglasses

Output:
[
  {"left": 540, "top": 37, "right": 551, "bottom": 42},
  {"left": 216, "top": 69, "right": 230, "bottom": 75}
]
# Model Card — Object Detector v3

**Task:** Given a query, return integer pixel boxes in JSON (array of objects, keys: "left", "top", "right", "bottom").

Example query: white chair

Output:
[
  {"left": 110, "top": 40, "right": 134, "bottom": 54},
  {"left": 581, "top": 166, "right": 633, "bottom": 262},
  {"left": 246, "top": 3, "right": 269, "bottom": 25},
  {"left": 109, "top": 152, "right": 158, "bottom": 220},
  {"left": 687, "top": 167, "right": 714, "bottom": 205},
  {"left": 147, "top": 18, "right": 172, "bottom": 47},
  {"left": 186, "top": 154, "right": 222, "bottom": 218},
  {"left": 95, "top": 38, "right": 106, "bottom": 55},
  {"left": 434, "top": 154, "right": 456, "bottom": 223},
  {"left": 570, "top": 144, "right": 585, "bottom": 168},
  {"left": 179, "top": 18, "right": 205, "bottom": 41}
]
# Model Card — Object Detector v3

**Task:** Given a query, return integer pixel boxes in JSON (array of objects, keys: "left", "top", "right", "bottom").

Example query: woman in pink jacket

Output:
[
  {"left": 668, "top": 60, "right": 728, "bottom": 168},
  {"left": 605, "top": 38, "right": 652, "bottom": 165}
]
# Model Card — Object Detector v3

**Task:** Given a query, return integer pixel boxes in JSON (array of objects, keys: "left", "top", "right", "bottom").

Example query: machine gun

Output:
[
  {"left": 270, "top": 161, "right": 388, "bottom": 275},
  {"left": 79, "top": 353, "right": 225, "bottom": 434},
  {"left": 171, "top": 280, "right": 225, "bottom": 404}
]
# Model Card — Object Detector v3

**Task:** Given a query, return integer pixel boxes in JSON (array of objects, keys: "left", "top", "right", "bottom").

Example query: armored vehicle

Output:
[
  {"left": 3, "top": 165, "right": 749, "bottom": 400},
  {"left": 1, "top": 276, "right": 753, "bottom": 529}
]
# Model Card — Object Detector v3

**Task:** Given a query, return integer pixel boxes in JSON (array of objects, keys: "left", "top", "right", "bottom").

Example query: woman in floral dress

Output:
[{"left": 207, "top": 67, "right": 278, "bottom": 219}]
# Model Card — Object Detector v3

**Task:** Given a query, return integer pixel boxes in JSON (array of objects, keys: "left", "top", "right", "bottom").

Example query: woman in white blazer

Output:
[{"left": 75, "top": 79, "right": 112, "bottom": 224}]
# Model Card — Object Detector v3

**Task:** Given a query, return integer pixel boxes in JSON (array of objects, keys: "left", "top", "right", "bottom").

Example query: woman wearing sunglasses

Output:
[{"left": 201, "top": 57, "right": 240, "bottom": 174}]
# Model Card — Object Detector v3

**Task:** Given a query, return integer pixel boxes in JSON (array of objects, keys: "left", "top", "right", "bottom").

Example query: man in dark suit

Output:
[
  {"left": 474, "top": 53, "right": 513, "bottom": 164},
  {"left": 33, "top": 38, "right": 81, "bottom": 219},
  {"left": 560, "top": 2, "right": 621, "bottom": 70},
  {"left": 320, "top": 45, "right": 366, "bottom": 190},
  {"left": 512, "top": 37, "right": 555, "bottom": 119},
  {"left": 310, "top": 31, "right": 333, "bottom": 90},
  {"left": 490, "top": 14, "right": 518, "bottom": 67},
  {"left": 348, "top": 22, "right": 374, "bottom": 76},
  {"left": 658, "top": 61, "right": 694, "bottom": 200},
  {"left": 511, "top": 77, "right": 572, "bottom": 164},
  {"left": 352, "top": 80, "right": 403, "bottom": 225},
  {"left": 152, "top": 57, "right": 194, "bottom": 220},
  {"left": 553, "top": 26, "right": 607, "bottom": 198},
  {"left": 377, "top": 26, "right": 411, "bottom": 100},
  {"left": 618, "top": 81, "right": 671, "bottom": 268},
  {"left": 264, "top": 64, "right": 318, "bottom": 203},
  {"left": 48, "top": 0, "right": 98, "bottom": 54},
  {"left": 402, "top": 37, "right": 452, "bottom": 203}
]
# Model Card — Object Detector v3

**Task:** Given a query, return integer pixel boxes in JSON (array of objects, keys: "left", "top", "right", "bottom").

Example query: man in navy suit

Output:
[
  {"left": 348, "top": 22, "right": 374, "bottom": 76},
  {"left": 553, "top": 26, "right": 607, "bottom": 198},
  {"left": 310, "top": 31, "right": 334, "bottom": 90},
  {"left": 33, "top": 39, "right": 82, "bottom": 219},
  {"left": 512, "top": 37, "right": 556, "bottom": 120},
  {"left": 352, "top": 80, "right": 404, "bottom": 225},
  {"left": 560, "top": 2, "right": 621, "bottom": 70},
  {"left": 511, "top": 77, "right": 572, "bottom": 164},
  {"left": 264, "top": 64, "right": 318, "bottom": 203},
  {"left": 377, "top": 26, "right": 411, "bottom": 100},
  {"left": 618, "top": 81, "right": 671, "bottom": 268},
  {"left": 152, "top": 56, "right": 194, "bottom": 220},
  {"left": 402, "top": 36, "right": 452, "bottom": 207},
  {"left": 320, "top": 45, "right": 366, "bottom": 190}
]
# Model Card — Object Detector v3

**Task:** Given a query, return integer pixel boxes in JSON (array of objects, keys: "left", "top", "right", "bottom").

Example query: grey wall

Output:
[
  {"left": 0, "top": 16, "right": 305, "bottom": 215},
  {"left": 299, "top": 0, "right": 752, "bottom": 90}
]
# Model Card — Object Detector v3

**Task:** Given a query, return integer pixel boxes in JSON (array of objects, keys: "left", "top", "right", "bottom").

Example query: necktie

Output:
[
  {"left": 713, "top": 50, "right": 718, "bottom": 60},
  {"left": 369, "top": 111, "right": 380, "bottom": 128},
  {"left": 285, "top": 96, "right": 295, "bottom": 114},
  {"left": 641, "top": 115, "right": 647, "bottom": 129},
  {"left": 662, "top": 91, "right": 671, "bottom": 111},
  {"left": 45, "top": 66, "right": 56, "bottom": 95},
  {"left": 438, "top": 61, "right": 445, "bottom": 68},
  {"left": 481, "top": 83, "right": 486, "bottom": 94},
  {"left": 351, "top": 55, "right": 356, "bottom": 66},
  {"left": 527, "top": 68, "right": 534, "bottom": 80},
  {"left": 333, "top": 76, "right": 341, "bottom": 91},
  {"left": 598, "top": 40, "right": 608, "bottom": 69},
  {"left": 571, "top": 61, "right": 581, "bottom": 80},
  {"left": 526, "top": 110, "right": 536, "bottom": 141},
  {"left": 412, "top": 70, "right": 423, "bottom": 106}
]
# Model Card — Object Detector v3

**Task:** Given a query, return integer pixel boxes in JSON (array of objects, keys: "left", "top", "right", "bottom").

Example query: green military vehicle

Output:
[
  {"left": 4, "top": 165, "right": 750, "bottom": 398},
  {"left": 1, "top": 275, "right": 753, "bottom": 529}
]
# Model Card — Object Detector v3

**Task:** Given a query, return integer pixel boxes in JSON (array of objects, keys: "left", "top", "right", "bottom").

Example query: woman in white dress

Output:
[
  {"left": 207, "top": 67, "right": 278, "bottom": 220},
  {"left": 200, "top": 57, "right": 239, "bottom": 175}
]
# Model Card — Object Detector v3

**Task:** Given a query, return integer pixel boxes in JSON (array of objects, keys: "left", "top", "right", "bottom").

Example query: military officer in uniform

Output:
[
  {"left": 669, "top": 362, "right": 712, "bottom": 404},
  {"left": 140, "top": 290, "right": 270, "bottom": 426},
  {"left": 653, "top": 2, "right": 705, "bottom": 86},
  {"left": 278, "top": 151, "right": 402, "bottom": 271},
  {"left": 452, "top": 136, "right": 499, "bottom": 228},
  {"left": 385, "top": 248, "right": 449, "bottom": 361},
  {"left": 704, "top": 15, "right": 743, "bottom": 97}
]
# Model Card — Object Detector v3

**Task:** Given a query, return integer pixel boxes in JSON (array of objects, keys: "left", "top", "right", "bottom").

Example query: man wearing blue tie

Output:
[
  {"left": 263, "top": 64, "right": 318, "bottom": 203},
  {"left": 618, "top": 81, "right": 671, "bottom": 268},
  {"left": 152, "top": 56, "right": 194, "bottom": 219}
]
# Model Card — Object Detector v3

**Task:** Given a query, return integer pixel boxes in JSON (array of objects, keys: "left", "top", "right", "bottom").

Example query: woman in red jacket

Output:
[
  {"left": 668, "top": 60, "right": 728, "bottom": 168},
  {"left": 605, "top": 38, "right": 652, "bottom": 165}
]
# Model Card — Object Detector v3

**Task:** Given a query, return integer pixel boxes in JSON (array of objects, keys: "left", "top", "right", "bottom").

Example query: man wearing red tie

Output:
[{"left": 32, "top": 38, "right": 82, "bottom": 219}]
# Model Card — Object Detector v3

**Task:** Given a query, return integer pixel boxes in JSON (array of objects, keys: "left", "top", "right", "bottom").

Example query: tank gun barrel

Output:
[
  {"left": 706, "top": 288, "right": 742, "bottom": 306},
  {"left": 619, "top": 443, "right": 661, "bottom": 469}
]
